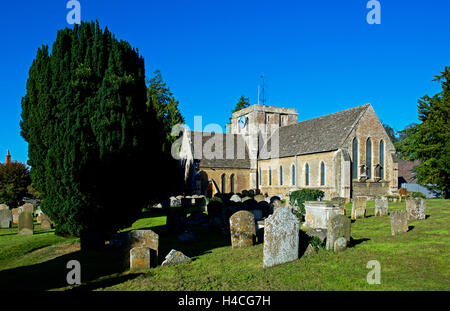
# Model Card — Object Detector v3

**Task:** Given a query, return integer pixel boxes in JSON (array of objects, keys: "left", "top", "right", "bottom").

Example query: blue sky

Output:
[{"left": 1, "top": 0, "right": 449, "bottom": 164}]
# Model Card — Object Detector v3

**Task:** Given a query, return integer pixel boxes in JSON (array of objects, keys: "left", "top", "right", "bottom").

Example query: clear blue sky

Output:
[{"left": 1, "top": 0, "right": 449, "bottom": 164}]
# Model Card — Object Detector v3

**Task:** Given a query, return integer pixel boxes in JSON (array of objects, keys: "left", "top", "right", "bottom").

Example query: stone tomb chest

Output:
[{"left": 303, "top": 201, "right": 342, "bottom": 229}]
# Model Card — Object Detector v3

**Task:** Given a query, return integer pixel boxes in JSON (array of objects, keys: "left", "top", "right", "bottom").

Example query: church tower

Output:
[
  {"left": 5, "top": 150, "right": 11, "bottom": 165},
  {"left": 230, "top": 105, "right": 298, "bottom": 189}
]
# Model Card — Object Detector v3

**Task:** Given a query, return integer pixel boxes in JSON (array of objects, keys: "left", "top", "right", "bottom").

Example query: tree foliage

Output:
[
  {"left": 395, "top": 67, "right": 450, "bottom": 198},
  {"left": 20, "top": 21, "right": 171, "bottom": 236},
  {"left": 227, "top": 95, "right": 250, "bottom": 126},
  {"left": 382, "top": 123, "right": 398, "bottom": 143},
  {"left": 0, "top": 161, "right": 31, "bottom": 208},
  {"left": 147, "top": 70, "right": 184, "bottom": 150}
]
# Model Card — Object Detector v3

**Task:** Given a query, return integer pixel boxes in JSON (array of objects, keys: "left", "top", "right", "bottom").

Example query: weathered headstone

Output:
[
  {"left": 253, "top": 194, "right": 265, "bottom": 203},
  {"left": 0, "top": 209, "right": 13, "bottom": 229},
  {"left": 40, "top": 214, "right": 52, "bottom": 230},
  {"left": 331, "top": 197, "right": 346, "bottom": 215},
  {"left": 326, "top": 214, "right": 351, "bottom": 251},
  {"left": 18, "top": 211, "right": 33, "bottom": 235},
  {"left": 304, "top": 201, "right": 342, "bottom": 229},
  {"left": 21, "top": 203, "right": 34, "bottom": 215},
  {"left": 11, "top": 208, "right": 21, "bottom": 224},
  {"left": 161, "top": 249, "right": 191, "bottom": 266},
  {"left": 374, "top": 196, "right": 389, "bottom": 217},
  {"left": 334, "top": 237, "right": 347, "bottom": 253},
  {"left": 406, "top": 197, "right": 426, "bottom": 221},
  {"left": 390, "top": 210, "right": 408, "bottom": 236},
  {"left": 0, "top": 204, "right": 9, "bottom": 211},
  {"left": 230, "top": 194, "right": 241, "bottom": 203},
  {"left": 351, "top": 197, "right": 366, "bottom": 220},
  {"left": 128, "top": 230, "right": 159, "bottom": 267},
  {"left": 263, "top": 207, "right": 299, "bottom": 268},
  {"left": 170, "top": 196, "right": 181, "bottom": 207},
  {"left": 130, "top": 247, "right": 151, "bottom": 270},
  {"left": 230, "top": 210, "right": 256, "bottom": 248}
]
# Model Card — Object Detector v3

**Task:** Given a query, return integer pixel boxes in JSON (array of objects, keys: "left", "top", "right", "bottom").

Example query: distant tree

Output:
[
  {"left": 395, "top": 67, "right": 450, "bottom": 198},
  {"left": 382, "top": 123, "right": 398, "bottom": 143},
  {"left": 0, "top": 161, "right": 31, "bottom": 208},
  {"left": 20, "top": 21, "right": 169, "bottom": 236},
  {"left": 227, "top": 95, "right": 250, "bottom": 127},
  {"left": 147, "top": 70, "right": 184, "bottom": 152}
]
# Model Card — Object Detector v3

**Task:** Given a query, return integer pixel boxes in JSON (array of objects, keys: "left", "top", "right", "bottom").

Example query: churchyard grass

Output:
[{"left": 0, "top": 199, "right": 448, "bottom": 291}]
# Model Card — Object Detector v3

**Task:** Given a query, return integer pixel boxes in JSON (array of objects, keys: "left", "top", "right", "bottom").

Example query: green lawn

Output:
[{"left": 0, "top": 199, "right": 449, "bottom": 291}]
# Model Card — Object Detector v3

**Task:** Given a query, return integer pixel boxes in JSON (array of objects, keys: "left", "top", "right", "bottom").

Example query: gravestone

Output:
[
  {"left": 0, "top": 204, "right": 9, "bottom": 211},
  {"left": 374, "top": 196, "right": 389, "bottom": 217},
  {"left": 390, "top": 210, "right": 408, "bottom": 236},
  {"left": 334, "top": 237, "right": 347, "bottom": 253},
  {"left": 166, "top": 206, "right": 187, "bottom": 233},
  {"left": 40, "top": 214, "right": 52, "bottom": 229},
  {"left": 306, "top": 228, "right": 327, "bottom": 244},
  {"left": 406, "top": 197, "right": 426, "bottom": 221},
  {"left": 128, "top": 229, "right": 159, "bottom": 267},
  {"left": 161, "top": 249, "right": 191, "bottom": 266},
  {"left": 21, "top": 203, "right": 34, "bottom": 215},
  {"left": 130, "top": 247, "right": 151, "bottom": 270},
  {"left": 230, "top": 195, "right": 241, "bottom": 203},
  {"left": 18, "top": 211, "right": 33, "bottom": 235},
  {"left": 304, "top": 201, "right": 342, "bottom": 229},
  {"left": 263, "top": 207, "right": 299, "bottom": 268},
  {"left": 326, "top": 214, "right": 351, "bottom": 251},
  {"left": 11, "top": 208, "right": 21, "bottom": 224},
  {"left": 331, "top": 197, "right": 346, "bottom": 215},
  {"left": 0, "top": 209, "right": 13, "bottom": 229},
  {"left": 170, "top": 196, "right": 181, "bottom": 207},
  {"left": 253, "top": 194, "right": 265, "bottom": 203},
  {"left": 351, "top": 197, "right": 366, "bottom": 220},
  {"left": 229, "top": 210, "right": 256, "bottom": 248}
]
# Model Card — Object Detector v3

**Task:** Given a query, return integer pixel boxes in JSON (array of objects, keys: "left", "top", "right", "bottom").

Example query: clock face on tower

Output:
[{"left": 238, "top": 116, "right": 247, "bottom": 129}]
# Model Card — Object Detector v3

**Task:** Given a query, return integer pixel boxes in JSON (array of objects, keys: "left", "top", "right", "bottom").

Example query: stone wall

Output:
[{"left": 198, "top": 168, "right": 250, "bottom": 195}]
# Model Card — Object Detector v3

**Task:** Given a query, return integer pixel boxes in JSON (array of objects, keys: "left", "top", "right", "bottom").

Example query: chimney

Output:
[{"left": 5, "top": 150, "right": 11, "bottom": 165}]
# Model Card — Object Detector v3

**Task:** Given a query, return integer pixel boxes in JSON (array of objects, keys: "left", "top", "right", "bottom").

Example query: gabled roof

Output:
[
  {"left": 260, "top": 104, "right": 370, "bottom": 159},
  {"left": 188, "top": 131, "right": 250, "bottom": 169}
]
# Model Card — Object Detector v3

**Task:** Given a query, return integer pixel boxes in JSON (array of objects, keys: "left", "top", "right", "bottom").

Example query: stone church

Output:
[{"left": 178, "top": 103, "right": 398, "bottom": 200}]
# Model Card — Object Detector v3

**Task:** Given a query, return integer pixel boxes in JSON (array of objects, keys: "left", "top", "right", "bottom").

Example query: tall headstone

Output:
[
  {"left": 351, "top": 197, "right": 366, "bottom": 220},
  {"left": 406, "top": 197, "right": 426, "bottom": 221},
  {"left": 263, "top": 207, "right": 299, "bottom": 268},
  {"left": 21, "top": 203, "right": 34, "bottom": 215},
  {"left": 130, "top": 247, "right": 151, "bottom": 270},
  {"left": 390, "top": 210, "right": 408, "bottom": 236},
  {"left": 326, "top": 214, "right": 351, "bottom": 251},
  {"left": 18, "top": 211, "right": 33, "bottom": 235},
  {"left": 374, "top": 196, "right": 389, "bottom": 217},
  {"left": 229, "top": 210, "right": 256, "bottom": 248},
  {"left": 0, "top": 209, "right": 13, "bottom": 229},
  {"left": 0, "top": 204, "right": 9, "bottom": 211}
]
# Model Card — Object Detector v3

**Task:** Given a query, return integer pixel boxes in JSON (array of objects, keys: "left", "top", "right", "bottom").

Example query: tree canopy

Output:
[
  {"left": 20, "top": 21, "right": 171, "bottom": 236},
  {"left": 395, "top": 67, "right": 450, "bottom": 198},
  {"left": 227, "top": 95, "right": 250, "bottom": 127},
  {"left": 0, "top": 161, "right": 31, "bottom": 208}
]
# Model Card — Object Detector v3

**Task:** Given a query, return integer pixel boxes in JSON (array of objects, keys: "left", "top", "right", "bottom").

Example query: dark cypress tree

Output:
[{"left": 20, "top": 21, "right": 168, "bottom": 236}]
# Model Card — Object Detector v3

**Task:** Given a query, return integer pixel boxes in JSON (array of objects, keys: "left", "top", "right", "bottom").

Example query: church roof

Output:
[
  {"left": 188, "top": 131, "right": 251, "bottom": 169},
  {"left": 260, "top": 104, "right": 370, "bottom": 159}
]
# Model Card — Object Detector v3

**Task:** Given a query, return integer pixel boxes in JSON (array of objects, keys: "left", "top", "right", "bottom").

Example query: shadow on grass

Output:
[
  {"left": 66, "top": 273, "right": 144, "bottom": 291},
  {"left": 348, "top": 237, "right": 370, "bottom": 248},
  {"left": 425, "top": 215, "right": 431, "bottom": 219},
  {"left": 408, "top": 226, "right": 415, "bottom": 232}
]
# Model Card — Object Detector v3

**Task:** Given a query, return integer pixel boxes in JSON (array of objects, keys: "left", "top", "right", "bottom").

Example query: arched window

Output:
[
  {"left": 280, "top": 165, "right": 283, "bottom": 185},
  {"left": 230, "top": 174, "right": 235, "bottom": 193},
  {"left": 380, "top": 140, "right": 384, "bottom": 179},
  {"left": 366, "top": 138, "right": 372, "bottom": 179},
  {"left": 259, "top": 168, "right": 262, "bottom": 186},
  {"left": 352, "top": 138, "right": 358, "bottom": 179},
  {"left": 221, "top": 174, "right": 226, "bottom": 193},
  {"left": 320, "top": 162, "right": 325, "bottom": 186},
  {"left": 292, "top": 165, "right": 296, "bottom": 186},
  {"left": 269, "top": 167, "right": 272, "bottom": 186},
  {"left": 305, "top": 163, "right": 310, "bottom": 186}
]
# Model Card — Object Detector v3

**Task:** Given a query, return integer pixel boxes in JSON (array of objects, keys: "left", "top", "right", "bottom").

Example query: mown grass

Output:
[{"left": 0, "top": 199, "right": 448, "bottom": 291}]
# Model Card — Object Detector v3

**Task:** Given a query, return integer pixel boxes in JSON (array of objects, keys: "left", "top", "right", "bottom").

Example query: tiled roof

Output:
[{"left": 260, "top": 104, "right": 369, "bottom": 159}]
